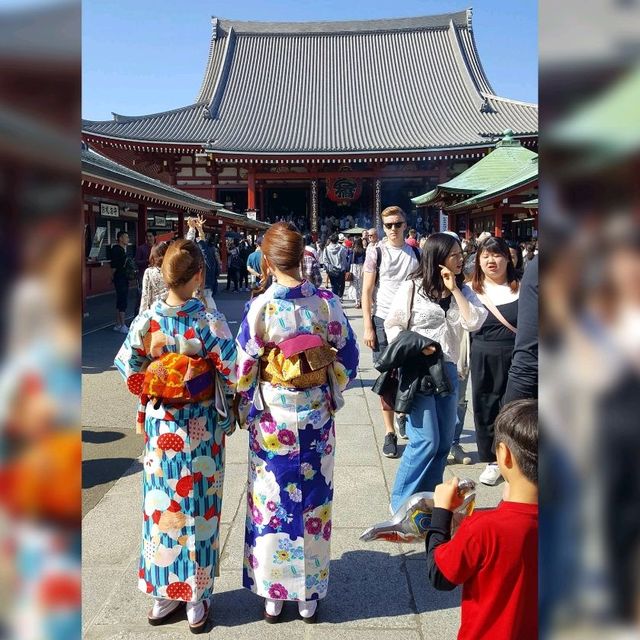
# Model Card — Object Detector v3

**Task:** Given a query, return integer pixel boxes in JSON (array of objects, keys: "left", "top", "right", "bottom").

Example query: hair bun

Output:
[{"left": 161, "top": 239, "right": 203, "bottom": 288}]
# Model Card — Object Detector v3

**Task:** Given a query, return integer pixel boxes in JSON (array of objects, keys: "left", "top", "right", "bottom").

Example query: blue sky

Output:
[{"left": 82, "top": 0, "right": 537, "bottom": 120}]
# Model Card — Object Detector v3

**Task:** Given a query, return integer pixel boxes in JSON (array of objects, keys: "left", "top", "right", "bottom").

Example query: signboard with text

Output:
[
  {"left": 439, "top": 210, "right": 448, "bottom": 232},
  {"left": 100, "top": 203, "right": 119, "bottom": 218}
]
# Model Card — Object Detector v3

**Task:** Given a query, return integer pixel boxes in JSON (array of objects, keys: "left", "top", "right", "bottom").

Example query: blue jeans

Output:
[
  {"left": 452, "top": 371, "right": 469, "bottom": 446},
  {"left": 390, "top": 362, "right": 458, "bottom": 512}
]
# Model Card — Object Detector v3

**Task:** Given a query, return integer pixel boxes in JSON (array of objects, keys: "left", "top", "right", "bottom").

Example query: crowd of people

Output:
[{"left": 108, "top": 206, "right": 538, "bottom": 636}]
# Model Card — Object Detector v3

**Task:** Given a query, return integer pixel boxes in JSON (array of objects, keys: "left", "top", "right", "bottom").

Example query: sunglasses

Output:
[{"left": 383, "top": 222, "right": 404, "bottom": 230}]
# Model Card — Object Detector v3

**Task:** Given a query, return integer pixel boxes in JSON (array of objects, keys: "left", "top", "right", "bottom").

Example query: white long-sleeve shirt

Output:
[{"left": 384, "top": 279, "right": 488, "bottom": 364}]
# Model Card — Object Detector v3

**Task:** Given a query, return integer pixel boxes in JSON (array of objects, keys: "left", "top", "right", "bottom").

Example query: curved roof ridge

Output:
[
  {"left": 212, "top": 10, "right": 471, "bottom": 35},
  {"left": 446, "top": 18, "right": 485, "bottom": 108},
  {"left": 454, "top": 8, "right": 494, "bottom": 95},
  {"left": 482, "top": 93, "right": 538, "bottom": 108},
  {"left": 195, "top": 18, "right": 219, "bottom": 104},
  {"left": 83, "top": 103, "right": 206, "bottom": 125},
  {"left": 206, "top": 26, "right": 237, "bottom": 118}
]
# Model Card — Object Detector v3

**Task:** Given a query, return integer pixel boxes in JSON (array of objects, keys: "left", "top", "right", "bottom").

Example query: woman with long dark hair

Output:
[
  {"left": 384, "top": 233, "right": 487, "bottom": 511},
  {"left": 468, "top": 236, "right": 520, "bottom": 485},
  {"left": 235, "top": 222, "right": 359, "bottom": 623}
]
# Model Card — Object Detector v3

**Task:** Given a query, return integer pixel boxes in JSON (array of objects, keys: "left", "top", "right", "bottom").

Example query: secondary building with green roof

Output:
[{"left": 412, "top": 130, "right": 538, "bottom": 240}]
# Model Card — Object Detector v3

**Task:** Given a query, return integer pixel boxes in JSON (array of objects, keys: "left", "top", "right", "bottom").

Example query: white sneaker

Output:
[
  {"left": 119, "top": 325, "right": 129, "bottom": 334},
  {"left": 479, "top": 463, "right": 502, "bottom": 486},
  {"left": 112, "top": 324, "right": 122, "bottom": 332}
]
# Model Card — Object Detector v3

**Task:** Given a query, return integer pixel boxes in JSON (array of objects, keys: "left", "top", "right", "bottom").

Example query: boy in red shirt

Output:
[{"left": 426, "top": 399, "right": 538, "bottom": 640}]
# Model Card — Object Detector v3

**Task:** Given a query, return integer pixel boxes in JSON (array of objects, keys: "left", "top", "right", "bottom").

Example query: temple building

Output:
[{"left": 82, "top": 9, "right": 538, "bottom": 237}]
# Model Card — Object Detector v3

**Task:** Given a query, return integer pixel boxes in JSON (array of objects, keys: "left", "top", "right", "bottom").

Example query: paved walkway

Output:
[{"left": 82, "top": 294, "right": 502, "bottom": 639}]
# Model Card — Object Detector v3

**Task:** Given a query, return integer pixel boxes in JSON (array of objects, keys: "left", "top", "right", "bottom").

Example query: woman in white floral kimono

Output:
[{"left": 235, "top": 222, "right": 359, "bottom": 623}]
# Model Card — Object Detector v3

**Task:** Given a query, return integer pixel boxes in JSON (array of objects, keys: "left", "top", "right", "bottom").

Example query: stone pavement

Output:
[{"left": 82, "top": 292, "right": 503, "bottom": 639}]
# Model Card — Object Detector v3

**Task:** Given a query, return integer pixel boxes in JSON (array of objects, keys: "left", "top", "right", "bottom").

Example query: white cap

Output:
[
  {"left": 478, "top": 231, "right": 492, "bottom": 242},
  {"left": 338, "top": 233, "right": 345, "bottom": 241}
]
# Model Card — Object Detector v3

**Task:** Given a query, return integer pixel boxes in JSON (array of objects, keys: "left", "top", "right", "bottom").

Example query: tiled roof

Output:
[
  {"left": 412, "top": 131, "right": 537, "bottom": 205},
  {"left": 82, "top": 147, "right": 270, "bottom": 228},
  {"left": 82, "top": 11, "right": 538, "bottom": 155},
  {"left": 446, "top": 156, "right": 537, "bottom": 211}
]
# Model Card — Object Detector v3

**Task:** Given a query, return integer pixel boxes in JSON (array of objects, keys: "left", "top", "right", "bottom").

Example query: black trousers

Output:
[
  {"left": 239, "top": 266, "right": 249, "bottom": 289},
  {"left": 328, "top": 271, "right": 345, "bottom": 297},
  {"left": 470, "top": 338, "right": 514, "bottom": 462},
  {"left": 226, "top": 268, "right": 239, "bottom": 291},
  {"left": 113, "top": 275, "right": 129, "bottom": 313}
]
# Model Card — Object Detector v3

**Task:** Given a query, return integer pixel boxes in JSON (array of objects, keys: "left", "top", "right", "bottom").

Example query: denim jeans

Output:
[
  {"left": 390, "top": 362, "right": 459, "bottom": 512},
  {"left": 452, "top": 371, "right": 469, "bottom": 446}
]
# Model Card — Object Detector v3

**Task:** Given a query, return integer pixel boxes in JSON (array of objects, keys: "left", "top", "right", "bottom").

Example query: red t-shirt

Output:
[
  {"left": 434, "top": 501, "right": 538, "bottom": 640},
  {"left": 406, "top": 237, "right": 419, "bottom": 248}
]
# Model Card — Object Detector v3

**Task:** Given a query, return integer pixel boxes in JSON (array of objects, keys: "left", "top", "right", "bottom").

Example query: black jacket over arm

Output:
[{"left": 371, "top": 330, "right": 453, "bottom": 414}]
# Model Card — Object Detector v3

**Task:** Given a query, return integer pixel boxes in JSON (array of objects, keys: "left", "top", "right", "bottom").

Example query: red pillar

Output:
[
  {"left": 258, "top": 181, "right": 265, "bottom": 221},
  {"left": 247, "top": 168, "right": 256, "bottom": 210},
  {"left": 494, "top": 210, "right": 503, "bottom": 237},
  {"left": 438, "top": 161, "right": 448, "bottom": 185},
  {"left": 211, "top": 171, "right": 218, "bottom": 203}
]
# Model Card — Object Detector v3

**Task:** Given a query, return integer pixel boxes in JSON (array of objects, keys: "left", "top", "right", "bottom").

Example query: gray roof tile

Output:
[
  {"left": 82, "top": 147, "right": 270, "bottom": 228},
  {"left": 83, "top": 11, "right": 538, "bottom": 154}
]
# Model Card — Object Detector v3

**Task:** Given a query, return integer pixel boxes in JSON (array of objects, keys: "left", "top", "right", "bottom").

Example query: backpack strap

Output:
[{"left": 375, "top": 246, "right": 382, "bottom": 287}]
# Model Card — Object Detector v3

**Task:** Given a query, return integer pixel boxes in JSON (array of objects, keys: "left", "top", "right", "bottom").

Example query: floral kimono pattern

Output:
[
  {"left": 235, "top": 281, "right": 359, "bottom": 602},
  {"left": 114, "top": 298, "right": 237, "bottom": 603}
]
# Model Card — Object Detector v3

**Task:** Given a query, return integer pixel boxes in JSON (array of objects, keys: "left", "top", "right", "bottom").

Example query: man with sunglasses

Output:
[{"left": 362, "top": 206, "right": 420, "bottom": 457}]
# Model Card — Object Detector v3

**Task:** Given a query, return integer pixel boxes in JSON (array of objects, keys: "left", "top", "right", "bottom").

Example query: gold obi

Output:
[{"left": 260, "top": 343, "right": 337, "bottom": 389}]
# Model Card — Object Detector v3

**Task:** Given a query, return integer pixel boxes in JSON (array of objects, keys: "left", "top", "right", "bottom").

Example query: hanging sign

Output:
[
  {"left": 326, "top": 176, "right": 362, "bottom": 204},
  {"left": 100, "top": 203, "right": 119, "bottom": 218},
  {"left": 439, "top": 210, "right": 449, "bottom": 232},
  {"left": 246, "top": 209, "right": 257, "bottom": 220}
]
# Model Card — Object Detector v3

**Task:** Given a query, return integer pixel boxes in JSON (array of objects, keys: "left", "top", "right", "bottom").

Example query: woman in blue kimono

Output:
[
  {"left": 114, "top": 239, "right": 237, "bottom": 632},
  {"left": 235, "top": 222, "right": 359, "bottom": 623}
]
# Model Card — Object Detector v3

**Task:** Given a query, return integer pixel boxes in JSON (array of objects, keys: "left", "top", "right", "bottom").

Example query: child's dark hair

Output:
[{"left": 494, "top": 399, "right": 538, "bottom": 485}]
